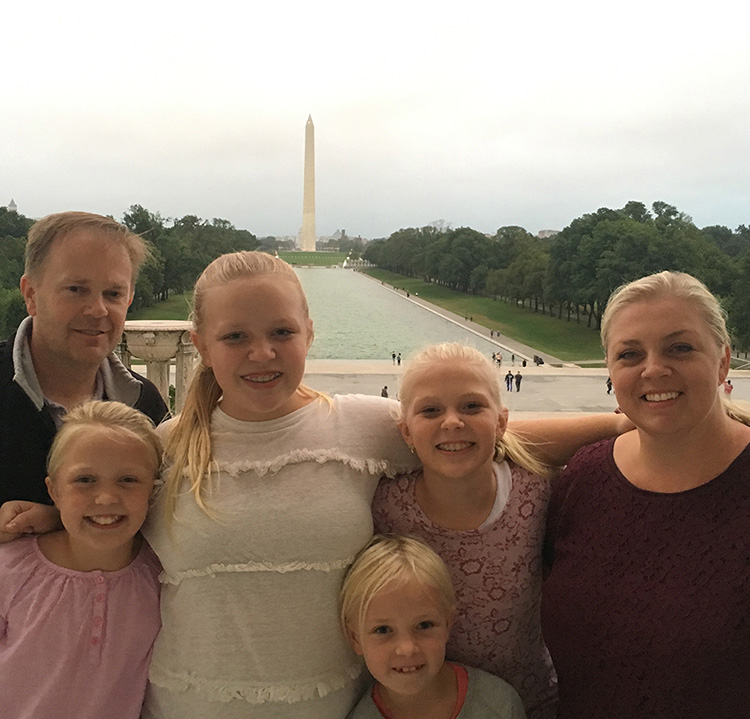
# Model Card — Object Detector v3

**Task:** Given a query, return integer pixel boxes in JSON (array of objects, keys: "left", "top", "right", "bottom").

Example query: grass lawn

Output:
[
  {"left": 363, "top": 268, "right": 605, "bottom": 361},
  {"left": 128, "top": 292, "right": 192, "bottom": 321},
  {"left": 279, "top": 251, "right": 348, "bottom": 266}
]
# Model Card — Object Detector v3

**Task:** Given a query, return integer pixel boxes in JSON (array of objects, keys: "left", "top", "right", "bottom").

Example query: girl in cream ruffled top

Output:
[{"left": 143, "top": 394, "right": 413, "bottom": 718}]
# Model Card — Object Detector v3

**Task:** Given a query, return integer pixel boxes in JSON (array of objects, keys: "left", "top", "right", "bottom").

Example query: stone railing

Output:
[{"left": 117, "top": 320, "right": 198, "bottom": 412}]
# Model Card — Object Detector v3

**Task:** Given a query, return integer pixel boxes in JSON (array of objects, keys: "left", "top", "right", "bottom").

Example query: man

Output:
[{"left": 0, "top": 211, "right": 169, "bottom": 506}]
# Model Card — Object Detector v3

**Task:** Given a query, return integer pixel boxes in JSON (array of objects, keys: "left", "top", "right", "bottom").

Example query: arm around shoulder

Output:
[
  {"left": 508, "top": 412, "right": 634, "bottom": 466},
  {"left": 0, "top": 501, "right": 61, "bottom": 543}
]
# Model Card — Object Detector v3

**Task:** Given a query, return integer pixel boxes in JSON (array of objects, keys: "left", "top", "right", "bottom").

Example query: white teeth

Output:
[
  {"left": 436, "top": 442, "right": 471, "bottom": 451},
  {"left": 87, "top": 515, "right": 123, "bottom": 525},
  {"left": 244, "top": 373, "right": 280, "bottom": 383},
  {"left": 395, "top": 666, "right": 421, "bottom": 673},
  {"left": 644, "top": 392, "right": 679, "bottom": 402}
]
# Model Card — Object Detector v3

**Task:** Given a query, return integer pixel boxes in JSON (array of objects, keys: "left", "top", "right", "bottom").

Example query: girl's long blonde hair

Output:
[
  {"left": 602, "top": 271, "right": 750, "bottom": 427},
  {"left": 397, "top": 342, "right": 555, "bottom": 477},
  {"left": 162, "top": 251, "right": 325, "bottom": 525}
]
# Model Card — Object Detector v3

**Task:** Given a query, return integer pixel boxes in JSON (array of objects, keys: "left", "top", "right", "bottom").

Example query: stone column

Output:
[{"left": 175, "top": 330, "right": 199, "bottom": 412}]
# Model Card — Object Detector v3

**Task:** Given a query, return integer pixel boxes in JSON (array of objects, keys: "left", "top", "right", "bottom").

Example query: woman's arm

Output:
[
  {"left": 0, "top": 501, "right": 61, "bottom": 543},
  {"left": 508, "top": 413, "right": 634, "bottom": 466}
]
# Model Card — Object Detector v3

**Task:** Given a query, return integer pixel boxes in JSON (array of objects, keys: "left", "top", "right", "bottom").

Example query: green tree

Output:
[
  {"left": 0, "top": 287, "right": 27, "bottom": 337},
  {"left": 727, "top": 252, "right": 750, "bottom": 350}
]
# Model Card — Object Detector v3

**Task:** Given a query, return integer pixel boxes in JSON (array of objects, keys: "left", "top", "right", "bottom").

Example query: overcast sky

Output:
[{"left": 3, "top": 0, "right": 749, "bottom": 239}]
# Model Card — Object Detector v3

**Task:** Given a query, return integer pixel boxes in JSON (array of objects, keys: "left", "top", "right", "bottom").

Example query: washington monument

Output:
[{"left": 299, "top": 115, "right": 316, "bottom": 251}]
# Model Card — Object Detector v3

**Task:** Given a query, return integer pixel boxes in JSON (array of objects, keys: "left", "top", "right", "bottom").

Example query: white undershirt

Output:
[{"left": 478, "top": 461, "right": 512, "bottom": 529}]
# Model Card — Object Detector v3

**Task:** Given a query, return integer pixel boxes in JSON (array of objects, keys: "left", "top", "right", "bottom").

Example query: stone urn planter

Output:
[{"left": 122, "top": 320, "right": 197, "bottom": 411}]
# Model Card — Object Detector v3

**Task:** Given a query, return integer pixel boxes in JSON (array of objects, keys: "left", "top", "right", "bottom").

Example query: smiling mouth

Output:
[
  {"left": 76, "top": 329, "right": 106, "bottom": 336},
  {"left": 436, "top": 442, "right": 473, "bottom": 451},
  {"left": 643, "top": 392, "right": 680, "bottom": 402},
  {"left": 393, "top": 664, "right": 425, "bottom": 673},
  {"left": 242, "top": 372, "right": 281, "bottom": 384},
  {"left": 86, "top": 515, "right": 125, "bottom": 526}
]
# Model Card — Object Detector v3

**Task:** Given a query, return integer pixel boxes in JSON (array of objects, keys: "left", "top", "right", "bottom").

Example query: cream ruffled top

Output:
[{"left": 142, "top": 394, "right": 415, "bottom": 719}]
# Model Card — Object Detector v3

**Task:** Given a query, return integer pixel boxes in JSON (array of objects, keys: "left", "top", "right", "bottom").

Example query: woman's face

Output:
[{"left": 605, "top": 296, "right": 730, "bottom": 437}]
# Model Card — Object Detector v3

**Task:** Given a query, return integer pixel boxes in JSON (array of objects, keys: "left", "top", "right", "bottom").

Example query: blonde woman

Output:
[{"left": 542, "top": 271, "right": 750, "bottom": 718}]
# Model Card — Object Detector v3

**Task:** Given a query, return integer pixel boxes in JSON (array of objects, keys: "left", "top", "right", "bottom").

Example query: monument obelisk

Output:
[{"left": 299, "top": 115, "right": 316, "bottom": 251}]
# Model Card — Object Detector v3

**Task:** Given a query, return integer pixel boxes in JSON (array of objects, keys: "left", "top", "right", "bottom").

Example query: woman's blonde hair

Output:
[
  {"left": 601, "top": 270, "right": 750, "bottom": 426},
  {"left": 162, "top": 251, "right": 325, "bottom": 524},
  {"left": 48, "top": 401, "right": 162, "bottom": 480},
  {"left": 396, "top": 342, "right": 554, "bottom": 477},
  {"left": 340, "top": 535, "right": 455, "bottom": 639}
]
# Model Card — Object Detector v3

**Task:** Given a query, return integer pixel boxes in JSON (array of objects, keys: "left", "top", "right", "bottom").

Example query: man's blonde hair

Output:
[{"left": 25, "top": 211, "right": 149, "bottom": 283}]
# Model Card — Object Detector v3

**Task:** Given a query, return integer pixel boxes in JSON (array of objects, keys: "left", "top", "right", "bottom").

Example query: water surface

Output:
[{"left": 298, "top": 268, "right": 498, "bottom": 359}]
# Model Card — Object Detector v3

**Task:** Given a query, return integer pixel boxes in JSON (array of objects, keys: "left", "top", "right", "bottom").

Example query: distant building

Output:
[
  {"left": 537, "top": 229, "right": 559, "bottom": 239},
  {"left": 4, "top": 199, "right": 17, "bottom": 213}
]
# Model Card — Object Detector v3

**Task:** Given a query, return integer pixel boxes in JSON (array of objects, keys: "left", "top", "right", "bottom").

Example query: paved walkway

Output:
[
  {"left": 321, "top": 276, "right": 750, "bottom": 416},
  {"left": 304, "top": 359, "right": 750, "bottom": 418}
]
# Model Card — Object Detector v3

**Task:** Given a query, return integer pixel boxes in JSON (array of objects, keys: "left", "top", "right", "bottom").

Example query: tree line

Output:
[
  {"left": 362, "top": 201, "right": 750, "bottom": 350},
  {"left": 3, "top": 200, "right": 750, "bottom": 349},
  {"left": 0, "top": 205, "right": 260, "bottom": 338}
]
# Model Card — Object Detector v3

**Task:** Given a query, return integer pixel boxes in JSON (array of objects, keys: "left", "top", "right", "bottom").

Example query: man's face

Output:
[{"left": 20, "top": 229, "right": 134, "bottom": 371}]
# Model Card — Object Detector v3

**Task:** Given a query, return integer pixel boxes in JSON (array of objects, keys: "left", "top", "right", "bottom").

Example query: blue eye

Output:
[
  {"left": 616, "top": 350, "right": 640, "bottom": 361},
  {"left": 417, "top": 620, "right": 436, "bottom": 630}
]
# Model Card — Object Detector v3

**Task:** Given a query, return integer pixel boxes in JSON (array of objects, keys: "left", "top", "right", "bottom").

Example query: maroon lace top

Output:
[{"left": 542, "top": 438, "right": 750, "bottom": 719}]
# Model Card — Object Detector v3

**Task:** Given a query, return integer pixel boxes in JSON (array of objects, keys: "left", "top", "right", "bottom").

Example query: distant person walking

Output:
[
  {"left": 505, "top": 371, "right": 514, "bottom": 392},
  {"left": 515, "top": 371, "right": 523, "bottom": 392},
  {"left": 391, "top": 351, "right": 396, "bottom": 364},
  {"left": 397, "top": 353, "right": 402, "bottom": 366},
  {"left": 381, "top": 386, "right": 389, "bottom": 398},
  {"left": 724, "top": 379, "right": 734, "bottom": 395},
  {"left": 606, "top": 377, "right": 613, "bottom": 394}
]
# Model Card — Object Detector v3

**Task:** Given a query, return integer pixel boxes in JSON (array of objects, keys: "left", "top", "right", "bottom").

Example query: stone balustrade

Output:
[{"left": 117, "top": 320, "right": 198, "bottom": 412}]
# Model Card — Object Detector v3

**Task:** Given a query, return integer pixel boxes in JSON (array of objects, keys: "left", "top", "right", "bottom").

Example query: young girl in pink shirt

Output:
[
  {"left": 0, "top": 401, "right": 162, "bottom": 719},
  {"left": 372, "top": 343, "right": 562, "bottom": 719}
]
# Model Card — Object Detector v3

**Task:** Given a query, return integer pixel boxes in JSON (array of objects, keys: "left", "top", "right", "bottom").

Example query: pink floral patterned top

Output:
[{"left": 372, "top": 462, "right": 557, "bottom": 719}]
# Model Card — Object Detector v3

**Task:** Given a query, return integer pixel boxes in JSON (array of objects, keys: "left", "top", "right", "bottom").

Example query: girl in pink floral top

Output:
[
  {"left": 0, "top": 401, "right": 162, "bottom": 719},
  {"left": 372, "top": 343, "right": 558, "bottom": 719}
]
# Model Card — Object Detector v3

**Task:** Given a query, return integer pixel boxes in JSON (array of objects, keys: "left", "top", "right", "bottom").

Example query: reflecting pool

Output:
[{"left": 298, "top": 268, "right": 499, "bottom": 360}]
